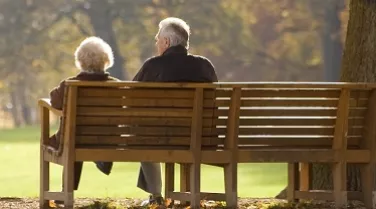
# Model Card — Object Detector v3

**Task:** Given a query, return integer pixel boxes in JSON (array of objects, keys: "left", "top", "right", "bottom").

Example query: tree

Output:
[
  {"left": 312, "top": 0, "right": 376, "bottom": 193},
  {"left": 309, "top": 0, "right": 345, "bottom": 82},
  {"left": 276, "top": 0, "right": 375, "bottom": 198}
]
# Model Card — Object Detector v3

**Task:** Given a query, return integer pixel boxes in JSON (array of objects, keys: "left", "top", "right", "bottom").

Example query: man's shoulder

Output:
[
  {"left": 143, "top": 56, "right": 164, "bottom": 66},
  {"left": 189, "top": 54, "right": 214, "bottom": 65}
]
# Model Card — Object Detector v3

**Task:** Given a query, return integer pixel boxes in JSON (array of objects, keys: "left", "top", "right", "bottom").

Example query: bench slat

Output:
[
  {"left": 78, "top": 88, "right": 195, "bottom": 98},
  {"left": 206, "top": 108, "right": 365, "bottom": 117},
  {"left": 77, "top": 107, "right": 193, "bottom": 117},
  {"left": 75, "top": 136, "right": 362, "bottom": 147}
]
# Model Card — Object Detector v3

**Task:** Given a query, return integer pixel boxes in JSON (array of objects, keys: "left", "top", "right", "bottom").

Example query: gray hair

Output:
[
  {"left": 158, "top": 17, "right": 190, "bottom": 49},
  {"left": 74, "top": 36, "right": 114, "bottom": 73}
]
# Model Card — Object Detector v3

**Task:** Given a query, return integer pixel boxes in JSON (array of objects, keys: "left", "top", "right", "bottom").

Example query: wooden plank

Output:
[
  {"left": 287, "top": 163, "right": 299, "bottom": 201},
  {"left": 359, "top": 90, "right": 376, "bottom": 209},
  {"left": 76, "top": 136, "right": 192, "bottom": 146},
  {"left": 205, "top": 108, "right": 365, "bottom": 117},
  {"left": 239, "top": 126, "right": 362, "bottom": 136},
  {"left": 299, "top": 163, "right": 310, "bottom": 191},
  {"left": 236, "top": 137, "right": 361, "bottom": 147},
  {"left": 189, "top": 88, "right": 204, "bottom": 207},
  {"left": 76, "top": 136, "right": 224, "bottom": 146},
  {"left": 241, "top": 89, "right": 341, "bottom": 98},
  {"left": 39, "top": 106, "right": 50, "bottom": 207},
  {"left": 75, "top": 125, "right": 361, "bottom": 137},
  {"left": 237, "top": 126, "right": 336, "bottom": 135},
  {"left": 77, "top": 107, "right": 192, "bottom": 117},
  {"left": 238, "top": 98, "right": 368, "bottom": 107},
  {"left": 237, "top": 118, "right": 338, "bottom": 126},
  {"left": 63, "top": 86, "right": 78, "bottom": 207},
  {"left": 180, "top": 163, "right": 191, "bottom": 198},
  {"left": 44, "top": 192, "right": 64, "bottom": 201},
  {"left": 43, "top": 152, "right": 63, "bottom": 165},
  {"left": 78, "top": 88, "right": 195, "bottom": 98},
  {"left": 344, "top": 150, "right": 370, "bottom": 163},
  {"left": 76, "top": 126, "right": 193, "bottom": 136},
  {"left": 76, "top": 149, "right": 193, "bottom": 163},
  {"left": 224, "top": 88, "right": 241, "bottom": 207},
  {"left": 165, "top": 163, "right": 175, "bottom": 202},
  {"left": 65, "top": 80, "right": 376, "bottom": 89},
  {"left": 154, "top": 98, "right": 368, "bottom": 108},
  {"left": 76, "top": 115, "right": 364, "bottom": 127},
  {"left": 204, "top": 89, "right": 232, "bottom": 98},
  {"left": 74, "top": 136, "right": 360, "bottom": 148},
  {"left": 38, "top": 99, "right": 63, "bottom": 117},
  {"left": 75, "top": 149, "right": 230, "bottom": 164},
  {"left": 76, "top": 116, "right": 192, "bottom": 126},
  {"left": 78, "top": 97, "right": 195, "bottom": 108},
  {"left": 332, "top": 89, "right": 350, "bottom": 208},
  {"left": 235, "top": 118, "right": 363, "bottom": 126},
  {"left": 237, "top": 150, "right": 336, "bottom": 163}
]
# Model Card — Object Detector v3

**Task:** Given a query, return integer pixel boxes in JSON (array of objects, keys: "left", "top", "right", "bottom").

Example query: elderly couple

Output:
[{"left": 48, "top": 17, "right": 218, "bottom": 206}]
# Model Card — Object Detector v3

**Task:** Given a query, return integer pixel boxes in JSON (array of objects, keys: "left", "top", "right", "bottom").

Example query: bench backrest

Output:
[{"left": 60, "top": 81, "right": 376, "bottom": 154}]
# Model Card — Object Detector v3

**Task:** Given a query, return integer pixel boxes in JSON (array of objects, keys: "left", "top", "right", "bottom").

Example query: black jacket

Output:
[{"left": 133, "top": 45, "right": 218, "bottom": 82}]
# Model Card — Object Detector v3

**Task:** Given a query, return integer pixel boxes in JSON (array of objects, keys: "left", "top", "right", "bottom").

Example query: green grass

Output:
[{"left": 0, "top": 126, "right": 287, "bottom": 198}]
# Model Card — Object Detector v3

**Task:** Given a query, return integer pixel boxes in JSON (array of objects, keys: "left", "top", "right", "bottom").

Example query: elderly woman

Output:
[
  {"left": 48, "top": 36, "right": 118, "bottom": 201},
  {"left": 134, "top": 17, "right": 218, "bottom": 206}
]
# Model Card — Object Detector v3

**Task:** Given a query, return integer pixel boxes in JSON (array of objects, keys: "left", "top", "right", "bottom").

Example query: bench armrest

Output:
[{"left": 38, "top": 98, "right": 63, "bottom": 117}]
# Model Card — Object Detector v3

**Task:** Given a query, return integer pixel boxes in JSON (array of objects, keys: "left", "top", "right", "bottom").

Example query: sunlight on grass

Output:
[{"left": 0, "top": 126, "right": 287, "bottom": 198}]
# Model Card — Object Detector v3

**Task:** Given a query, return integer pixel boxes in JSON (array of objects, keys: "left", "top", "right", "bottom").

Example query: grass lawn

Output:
[{"left": 0, "top": 126, "right": 287, "bottom": 198}]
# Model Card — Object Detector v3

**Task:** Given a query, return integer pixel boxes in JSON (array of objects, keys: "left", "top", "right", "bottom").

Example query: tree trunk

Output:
[
  {"left": 9, "top": 89, "right": 23, "bottom": 127},
  {"left": 20, "top": 93, "right": 33, "bottom": 125},
  {"left": 321, "top": 0, "right": 344, "bottom": 82},
  {"left": 85, "top": 0, "right": 127, "bottom": 80}
]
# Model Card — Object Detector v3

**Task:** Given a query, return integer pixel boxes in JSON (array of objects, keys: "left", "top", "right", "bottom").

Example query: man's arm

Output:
[
  {"left": 49, "top": 80, "right": 66, "bottom": 110},
  {"left": 133, "top": 58, "right": 158, "bottom": 82},
  {"left": 205, "top": 59, "right": 218, "bottom": 82}
]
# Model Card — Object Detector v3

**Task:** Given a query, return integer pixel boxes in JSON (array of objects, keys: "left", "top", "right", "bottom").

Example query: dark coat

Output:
[
  {"left": 133, "top": 45, "right": 218, "bottom": 82},
  {"left": 49, "top": 72, "right": 119, "bottom": 149}
]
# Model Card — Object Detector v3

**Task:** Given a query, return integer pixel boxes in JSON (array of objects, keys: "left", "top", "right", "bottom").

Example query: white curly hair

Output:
[
  {"left": 74, "top": 36, "right": 114, "bottom": 73},
  {"left": 158, "top": 17, "right": 191, "bottom": 49}
]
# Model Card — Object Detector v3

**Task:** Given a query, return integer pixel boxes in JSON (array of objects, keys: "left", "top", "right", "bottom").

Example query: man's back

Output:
[{"left": 133, "top": 45, "right": 218, "bottom": 82}]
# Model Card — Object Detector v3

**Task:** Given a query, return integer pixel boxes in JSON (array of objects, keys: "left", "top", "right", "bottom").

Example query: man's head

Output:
[
  {"left": 155, "top": 17, "right": 190, "bottom": 55},
  {"left": 74, "top": 36, "right": 114, "bottom": 73}
]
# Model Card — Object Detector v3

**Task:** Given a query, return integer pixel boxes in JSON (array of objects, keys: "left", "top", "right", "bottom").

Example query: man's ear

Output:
[{"left": 165, "top": 37, "right": 170, "bottom": 47}]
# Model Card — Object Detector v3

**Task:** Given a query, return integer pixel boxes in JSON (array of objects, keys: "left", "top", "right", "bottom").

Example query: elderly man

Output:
[{"left": 133, "top": 17, "right": 218, "bottom": 206}]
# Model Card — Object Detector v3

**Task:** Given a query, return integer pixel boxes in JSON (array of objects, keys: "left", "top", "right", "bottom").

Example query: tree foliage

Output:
[{"left": 0, "top": 0, "right": 347, "bottom": 127}]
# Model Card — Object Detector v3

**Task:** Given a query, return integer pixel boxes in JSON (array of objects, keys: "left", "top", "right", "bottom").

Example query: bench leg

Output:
[
  {"left": 165, "top": 163, "right": 175, "bottom": 206},
  {"left": 333, "top": 162, "right": 347, "bottom": 208},
  {"left": 180, "top": 163, "right": 190, "bottom": 205},
  {"left": 190, "top": 163, "right": 201, "bottom": 209},
  {"left": 224, "top": 162, "right": 237, "bottom": 207},
  {"left": 40, "top": 151, "right": 50, "bottom": 209},
  {"left": 63, "top": 162, "right": 74, "bottom": 208},
  {"left": 287, "top": 163, "right": 299, "bottom": 202},
  {"left": 299, "top": 163, "right": 310, "bottom": 192},
  {"left": 361, "top": 163, "right": 376, "bottom": 209}
]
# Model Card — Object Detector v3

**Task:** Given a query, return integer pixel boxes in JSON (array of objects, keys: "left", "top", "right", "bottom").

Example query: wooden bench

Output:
[{"left": 39, "top": 81, "right": 376, "bottom": 209}]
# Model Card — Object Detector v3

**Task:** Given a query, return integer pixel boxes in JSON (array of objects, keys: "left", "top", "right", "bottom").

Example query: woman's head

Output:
[{"left": 74, "top": 36, "right": 114, "bottom": 73}]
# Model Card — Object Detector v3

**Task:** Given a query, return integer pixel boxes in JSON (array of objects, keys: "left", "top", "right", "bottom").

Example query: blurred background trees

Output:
[{"left": 0, "top": 0, "right": 349, "bottom": 127}]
